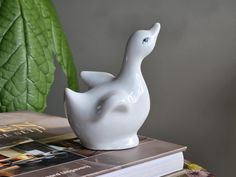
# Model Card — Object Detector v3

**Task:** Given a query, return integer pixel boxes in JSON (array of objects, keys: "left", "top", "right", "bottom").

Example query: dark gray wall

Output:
[{"left": 47, "top": 0, "right": 236, "bottom": 176}]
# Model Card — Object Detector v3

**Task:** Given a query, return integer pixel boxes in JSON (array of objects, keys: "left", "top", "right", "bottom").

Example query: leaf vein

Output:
[
  {"left": 0, "top": 62, "right": 25, "bottom": 99},
  {"left": 0, "top": 15, "right": 20, "bottom": 45},
  {"left": 0, "top": 44, "right": 22, "bottom": 68}
]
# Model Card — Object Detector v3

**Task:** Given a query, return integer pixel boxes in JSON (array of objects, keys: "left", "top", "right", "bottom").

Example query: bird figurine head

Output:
[{"left": 125, "top": 22, "right": 161, "bottom": 61}]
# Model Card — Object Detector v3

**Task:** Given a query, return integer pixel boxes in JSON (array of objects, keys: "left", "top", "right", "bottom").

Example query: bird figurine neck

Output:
[{"left": 119, "top": 23, "right": 160, "bottom": 79}]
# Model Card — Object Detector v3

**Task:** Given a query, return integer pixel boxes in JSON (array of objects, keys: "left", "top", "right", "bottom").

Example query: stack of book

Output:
[{"left": 0, "top": 112, "right": 187, "bottom": 177}]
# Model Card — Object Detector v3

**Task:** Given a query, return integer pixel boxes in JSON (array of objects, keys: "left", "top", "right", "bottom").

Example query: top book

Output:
[
  {"left": 0, "top": 111, "right": 74, "bottom": 149},
  {"left": 0, "top": 112, "right": 187, "bottom": 177}
]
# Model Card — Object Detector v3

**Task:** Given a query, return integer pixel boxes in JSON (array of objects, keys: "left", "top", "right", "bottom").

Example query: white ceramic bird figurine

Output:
[{"left": 65, "top": 22, "right": 161, "bottom": 150}]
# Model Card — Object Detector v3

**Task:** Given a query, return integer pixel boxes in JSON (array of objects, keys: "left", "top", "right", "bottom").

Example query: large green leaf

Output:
[{"left": 0, "top": 0, "right": 78, "bottom": 112}]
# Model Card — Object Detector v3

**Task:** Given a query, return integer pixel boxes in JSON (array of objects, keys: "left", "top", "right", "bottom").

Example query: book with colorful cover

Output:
[{"left": 0, "top": 112, "right": 187, "bottom": 177}]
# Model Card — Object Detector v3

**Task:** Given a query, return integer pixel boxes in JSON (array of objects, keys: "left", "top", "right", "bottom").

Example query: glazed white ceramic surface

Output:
[{"left": 64, "top": 22, "right": 161, "bottom": 150}]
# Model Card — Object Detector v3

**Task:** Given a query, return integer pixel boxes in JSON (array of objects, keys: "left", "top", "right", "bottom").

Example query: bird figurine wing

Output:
[
  {"left": 81, "top": 71, "right": 115, "bottom": 88},
  {"left": 96, "top": 91, "right": 130, "bottom": 119}
]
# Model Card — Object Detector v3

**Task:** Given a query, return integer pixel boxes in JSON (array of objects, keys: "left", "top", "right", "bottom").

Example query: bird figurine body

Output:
[{"left": 65, "top": 22, "right": 161, "bottom": 150}]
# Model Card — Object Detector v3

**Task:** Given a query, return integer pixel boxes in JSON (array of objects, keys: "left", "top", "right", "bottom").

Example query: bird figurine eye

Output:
[{"left": 142, "top": 37, "right": 149, "bottom": 44}]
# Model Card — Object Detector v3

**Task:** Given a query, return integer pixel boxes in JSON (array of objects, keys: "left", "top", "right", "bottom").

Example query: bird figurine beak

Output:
[{"left": 150, "top": 22, "right": 161, "bottom": 37}]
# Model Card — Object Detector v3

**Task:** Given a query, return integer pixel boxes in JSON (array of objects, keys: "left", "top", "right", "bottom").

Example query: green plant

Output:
[{"left": 0, "top": 0, "right": 79, "bottom": 112}]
